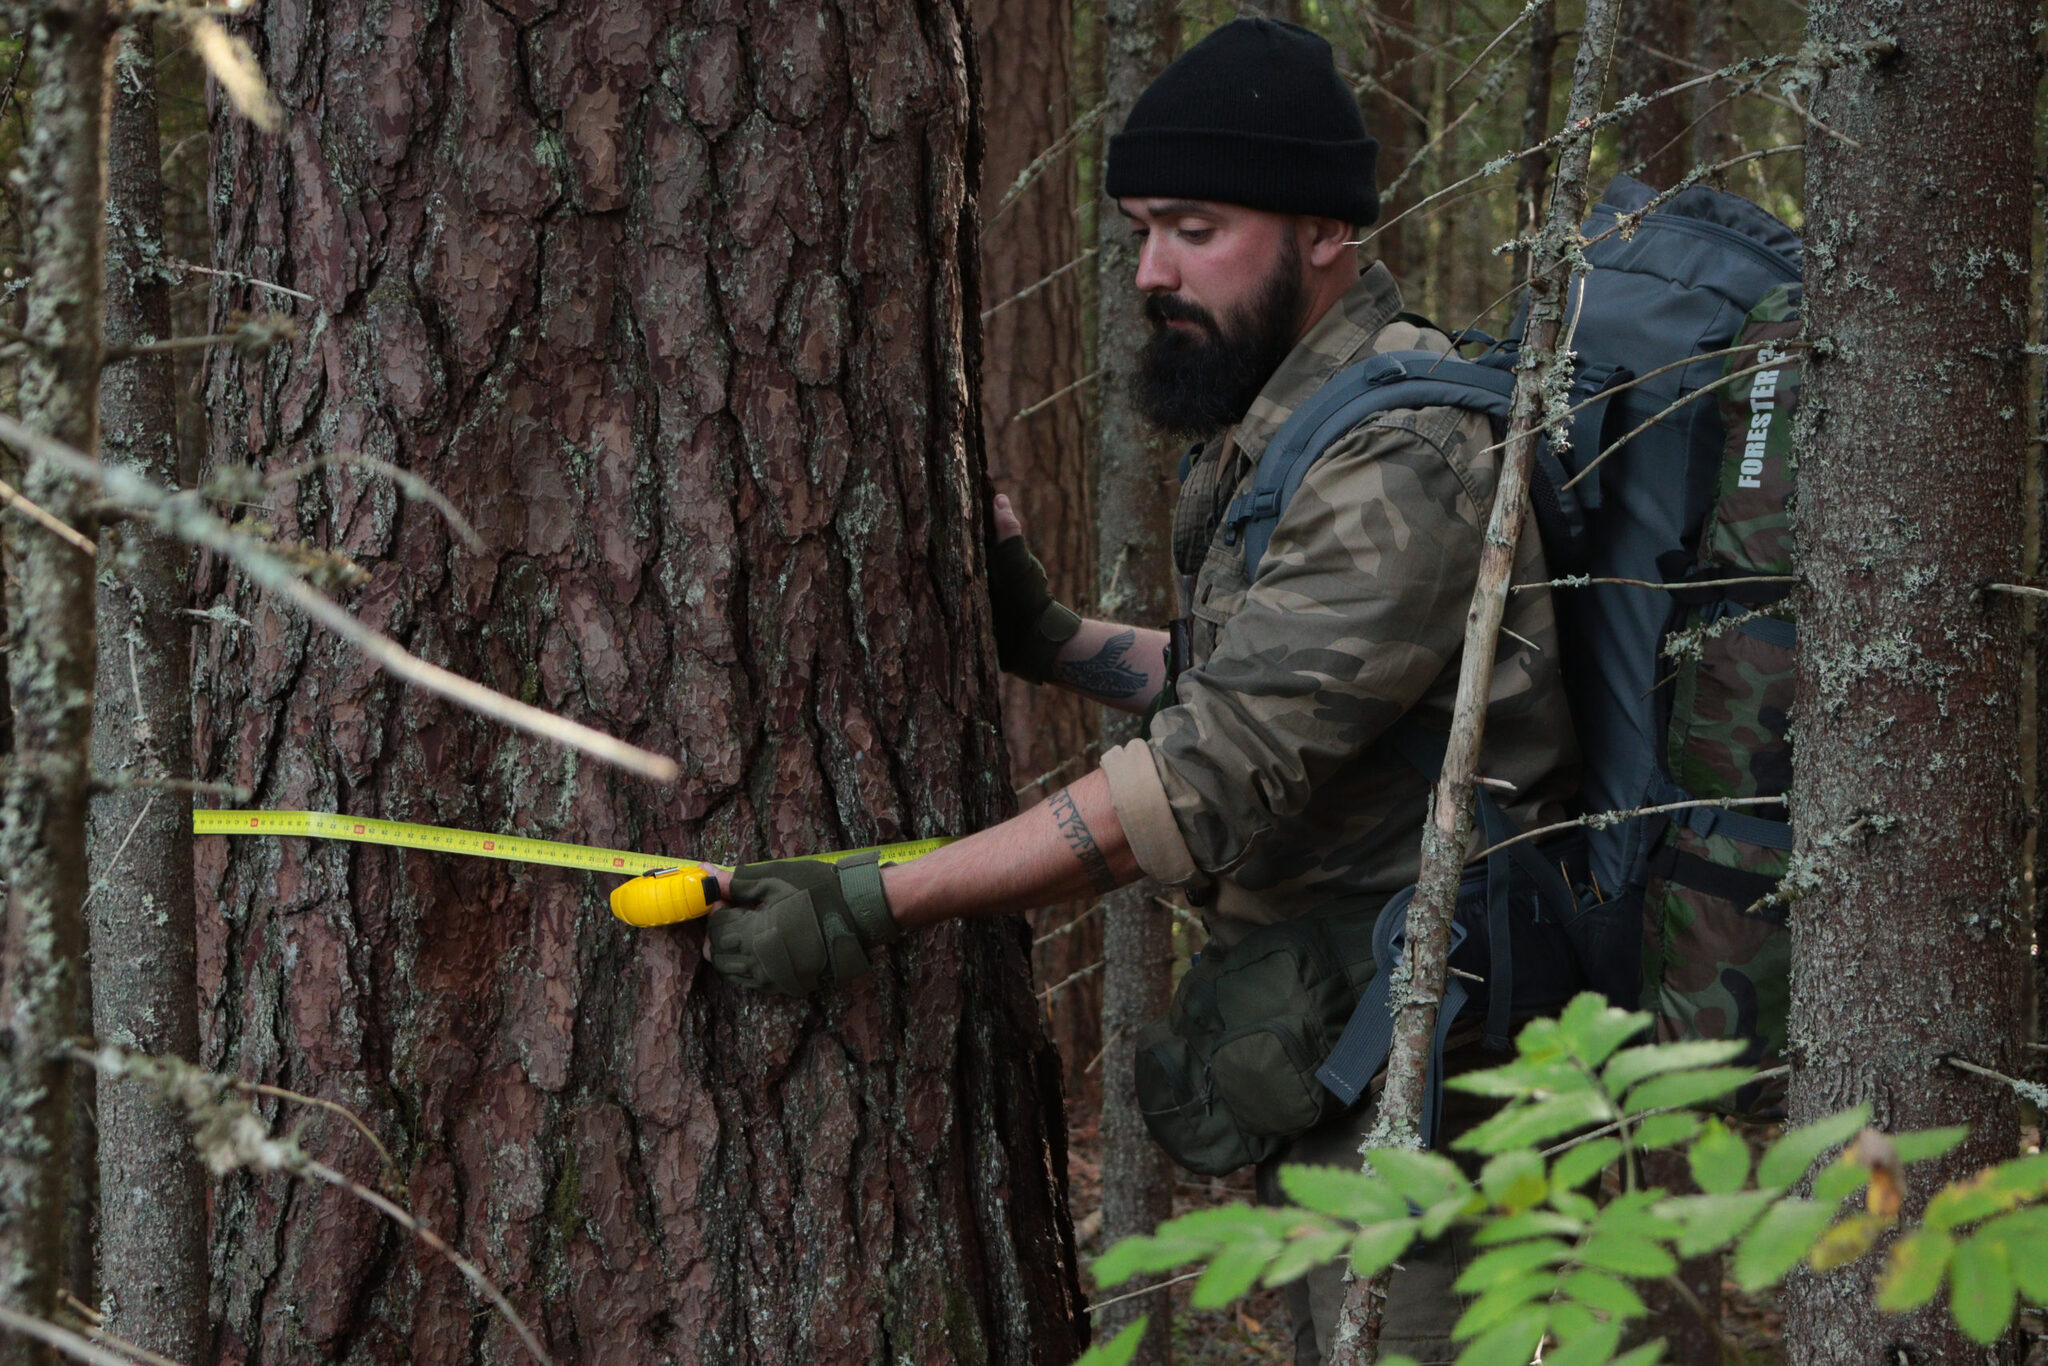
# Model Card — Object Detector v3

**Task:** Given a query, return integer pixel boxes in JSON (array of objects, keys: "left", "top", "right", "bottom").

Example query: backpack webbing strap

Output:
[
  {"left": 1650, "top": 843, "right": 1786, "bottom": 919},
  {"left": 1680, "top": 802, "right": 1793, "bottom": 850},
  {"left": 1315, "top": 895, "right": 1471, "bottom": 1146}
]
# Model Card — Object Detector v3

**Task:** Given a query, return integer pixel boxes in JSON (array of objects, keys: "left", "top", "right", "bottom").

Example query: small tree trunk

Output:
[
  {"left": 1783, "top": 4, "right": 2035, "bottom": 1362},
  {"left": 1512, "top": 0, "right": 1559, "bottom": 287},
  {"left": 0, "top": 3, "right": 110, "bottom": 1357},
  {"left": 974, "top": 0, "right": 1103, "bottom": 1112},
  {"left": 1094, "top": 1, "right": 1177, "bottom": 1358},
  {"left": 1689, "top": 0, "right": 1734, "bottom": 185},
  {"left": 88, "top": 21, "right": 209, "bottom": 1362},
  {"left": 1326, "top": 1, "right": 1622, "bottom": 1357}
]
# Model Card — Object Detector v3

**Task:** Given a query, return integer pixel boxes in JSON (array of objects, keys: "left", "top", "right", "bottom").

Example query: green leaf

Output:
[
  {"left": 1455, "top": 1091, "right": 1614, "bottom": 1154},
  {"left": 1365, "top": 1147, "right": 1470, "bottom": 1208},
  {"left": 1917, "top": 1158, "right": 2048, "bottom": 1234},
  {"left": 1551, "top": 1189, "right": 1600, "bottom": 1221},
  {"left": 1447, "top": 1056, "right": 1592, "bottom": 1098},
  {"left": 1261, "top": 1227, "right": 1351, "bottom": 1288},
  {"left": 1731, "top": 1198, "right": 1835, "bottom": 1291},
  {"left": 1609, "top": 1342, "right": 1668, "bottom": 1366},
  {"left": 1656, "top": 1190, "right": 1777, "bottom": 1258},
  {"left": 1541, "top": 1318, "right": 1625, "bottom": 1366},
  {"left": 1473, "top": 1209, "right": 1586, "bottom": 1248},
  {"left": 1553, "top": 992, "right": 1655, "bottom": 1070},
  {"left": 1756, "top": 1106, "right": 1872, "bottom": 1189},
  {"left": 1349, "top": 1220, "right": 1421, "bottom": 1278},
  {"left": 1984, "top": 1152, "right": 2048, "bottom": 1201},
  {"left": 1454, "top": 1304, "right": 1549, "bottom": 1366},
  {"left": 1093, "top": 1234, "right": 1199, "bottom": 1286},
  {"left": 1190, "top": 1240, "right": 1272, "bottom": 1309},
  {"left": 1811, "top": 1155, "right": 1874, "bottom": 1209},
  {"left": 1630, "top": 1112, "right": 1704, "bottom": 1150},
  {"left": 1985, "top": 1209, "right": 2048, "bottom": 1302},
  {"left": 1949, "top": 1231, "right": 2017, "bottom": 1344},
  {"left": 1560, "top": 1267, "right": 1649, "bottom": 1319},
  {"left": 1875, "top": 1229, "right": 1954, "bottom": 1313},
  {"left": 1072, "top": 1317, "right": 1147, "bottom": 1366},
  {"left": 1454, "top": 1238, "right": 1573, "bottom": 1294},
  {"left": 1420, "top": 1192, "right": 1479, "bottom": 1240},
  {"left": 1577, "top": 1235, "right": 1677, "bottom": 1279},
  {"left": 1278, "top": 1163, "right": 1410, "bottom": 1224},
  {"left": 1687, "top": 1119, "right": 1751, "bottom": 1195},
  {"left": 1890, "top": 1126, "right": 1970, "bottom": 1166},
  {"left": 1602, "top": 1039, "right": 1748, "bottom": 1097},
  {"left": 1550, "top": 1138, "right": 1623, "bottom": 1193},
  {"left": 1807, "top": 1212, "right": 1889, "bottom": 1272},
  {"left": 1452, "top": 1271, "right": 1553, "bottom": 1340},
  {"left": 1481, "top": 1150, "right": 1549, "bottom": 1213},
  {"left": 1623, "top": 1066, "right": 1756, "bottom": 1115},
  {"left": 1151, "top": 1204, "right": 1299, "bottom": 1241},
  {"left": 1592, "top": 1189, "right": 1682, "bottom": 1241}
]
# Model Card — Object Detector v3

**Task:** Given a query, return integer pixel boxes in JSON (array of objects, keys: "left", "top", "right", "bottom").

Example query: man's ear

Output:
[{"left": 1302, "top": 215, "right": 1356, "bottom": 268}]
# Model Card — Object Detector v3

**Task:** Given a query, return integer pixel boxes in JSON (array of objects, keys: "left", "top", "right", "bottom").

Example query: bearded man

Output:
[{"left": 701, "top": 18, "right": 1581, "bottom": 1363}]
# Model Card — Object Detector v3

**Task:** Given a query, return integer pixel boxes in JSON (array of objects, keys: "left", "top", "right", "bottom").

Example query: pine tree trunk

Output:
[
  {"left": 195, "top": 3, "right": 1082, "bottom": 1361},
  {"left": 1612, "top": 0, "right": 1691, "bottom": 189},
  {"left": 1093, "top": 2, "right": 1177, "bottom": 1360},
  {"left": 88, "top": 21, "right": 209, "bottom": 1362},
  {"left": 1783, "top": 4, "right": 2036, "bottom": 1363},
  {"left": 0, "top": 3, "right": 109, "bottom": 1356},
  {"left": 974, "top": 0, "right": 1102, "bottom": 1114}
]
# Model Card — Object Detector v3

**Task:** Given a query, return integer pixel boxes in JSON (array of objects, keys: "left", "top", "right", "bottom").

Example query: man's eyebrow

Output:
[{"left": 1119, "top": 200, "right": 1222, "bottom": 221}]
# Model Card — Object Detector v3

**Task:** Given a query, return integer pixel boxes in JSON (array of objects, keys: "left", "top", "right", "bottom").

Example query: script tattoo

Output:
[
  {"left": 1057, "top": 628, "right": 1148, "bottom": 700},
  {"left": 1049, "top": 786, "right": 1118, "bottom": 893}
]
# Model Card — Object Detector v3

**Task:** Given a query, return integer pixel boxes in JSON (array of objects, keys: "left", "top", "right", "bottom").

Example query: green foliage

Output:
[{"left": 1091, "top": 993, "right": 2046, "bottom": 1364}]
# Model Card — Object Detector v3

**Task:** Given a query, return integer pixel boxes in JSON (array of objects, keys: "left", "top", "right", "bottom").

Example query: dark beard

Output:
[{"left": 1133, "top": 241, "right": 1307, "bottom": 439}]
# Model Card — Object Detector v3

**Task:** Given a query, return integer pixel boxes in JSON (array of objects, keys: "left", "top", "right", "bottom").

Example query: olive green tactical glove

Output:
[
  {"left": 706, "top": 851, "right": 899, "bottom": 996},
  {"left": 988, "top": 532, "right": 1082, "bottom": 683}
]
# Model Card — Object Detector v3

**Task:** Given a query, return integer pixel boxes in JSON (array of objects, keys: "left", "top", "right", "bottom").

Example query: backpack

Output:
[{"left": 1218, "top": 174, "right": 1802, "bottom": 1121}]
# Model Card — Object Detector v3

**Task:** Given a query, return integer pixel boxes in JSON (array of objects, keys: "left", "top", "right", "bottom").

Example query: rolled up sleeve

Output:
[{"left": 1145, "top": 415, "right": 1485, "bottom": 875}]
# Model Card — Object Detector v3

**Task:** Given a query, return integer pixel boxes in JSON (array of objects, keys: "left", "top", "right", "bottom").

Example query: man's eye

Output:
[{"left": 1177, "top": 227, "right": 1211, "bottom": 243}]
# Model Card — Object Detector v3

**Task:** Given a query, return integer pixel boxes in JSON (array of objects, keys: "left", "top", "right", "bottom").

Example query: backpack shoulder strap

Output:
[{"left": 1227, "top": 350, "right": 1521, "bottom": 579}]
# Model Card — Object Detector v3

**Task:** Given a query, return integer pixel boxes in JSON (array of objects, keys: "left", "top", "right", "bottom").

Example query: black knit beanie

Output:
[{"left": 1105, "top": 18, "right": 1379, "bottom": 226}]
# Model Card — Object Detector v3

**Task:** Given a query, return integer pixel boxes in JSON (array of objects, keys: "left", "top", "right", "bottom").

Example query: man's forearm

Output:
[
  {"left": 1048, "top": 620, "right": 1172, "bottom": 714},
  {"left": 881, "top": 768, "right": 1141, "bottom": 929}
]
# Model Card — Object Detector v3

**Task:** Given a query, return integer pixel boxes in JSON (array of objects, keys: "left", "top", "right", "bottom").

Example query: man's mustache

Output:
[{"left": 1144, "top": 292, "right": 1221, "bottom": 337}]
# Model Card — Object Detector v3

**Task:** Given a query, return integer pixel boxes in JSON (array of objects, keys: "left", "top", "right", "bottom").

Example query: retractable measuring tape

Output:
[{"left": 192, "top": 810, "right": 953, "bottom": 928}]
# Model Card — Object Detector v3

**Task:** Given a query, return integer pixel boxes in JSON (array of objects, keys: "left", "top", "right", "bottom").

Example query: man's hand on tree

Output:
[
  {"left": 704, "top": 852, "right": 901, "bottom": 995},
  {"left": 987, "top": 493, "right": 1081, "bottom": 683}
]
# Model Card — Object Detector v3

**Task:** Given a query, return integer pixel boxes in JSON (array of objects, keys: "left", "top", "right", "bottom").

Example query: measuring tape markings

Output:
[{"left": 192, "top": 811, "right": 956, "bottom": 927}]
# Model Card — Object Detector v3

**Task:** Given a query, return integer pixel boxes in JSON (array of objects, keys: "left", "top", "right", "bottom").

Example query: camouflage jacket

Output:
[{"left": 1099, "top": 263, "right": 1581, "bottom": 929}]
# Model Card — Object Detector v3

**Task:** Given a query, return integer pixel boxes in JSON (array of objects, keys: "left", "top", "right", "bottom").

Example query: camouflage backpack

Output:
[{"left": 1217, "top": 176, "right": 1804, "bottom": 1126}]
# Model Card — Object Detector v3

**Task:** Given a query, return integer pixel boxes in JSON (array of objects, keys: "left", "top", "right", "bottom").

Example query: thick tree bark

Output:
[
  {"left": 1511, "top": 0, "right": 1558, "bottom": 288},
  {"left": 1612, "top": 0, "right": 1692, "bottom": 190},
  {"left": 1783, "top": 4, "right": 2036, "bottom": 1365},
  {"left": 195, "top": 3, "right": 1082, "bottom": 1362},
  {"left": 0, "top": 3, "right": 109, "bottom": 1356},
  {"left": 1688, "top": 0, "right": 1733, "bottom": 186},
  {"left": 1093, "top": 2, "right": 1177, "bottom": 1359},
  {"left": 88, "top": 21, "right": 209, "bottom": 1363},
  {"left": 973, "top": 0, "right": 1102, "bottom": 1113}
]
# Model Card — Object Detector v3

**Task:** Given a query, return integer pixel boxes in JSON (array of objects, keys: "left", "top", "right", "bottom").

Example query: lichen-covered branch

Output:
[{"left": 1325, "top": 2, "right": 1621, "bottom": 1359}]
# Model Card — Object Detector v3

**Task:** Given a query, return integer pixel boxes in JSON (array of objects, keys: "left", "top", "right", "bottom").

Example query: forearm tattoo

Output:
[
  {"left": 1057, "top": 628, "right": 1148, "bottom": 700},
  {"left": 1048, "top": 786, "right": 1119, "bottom": 893}
]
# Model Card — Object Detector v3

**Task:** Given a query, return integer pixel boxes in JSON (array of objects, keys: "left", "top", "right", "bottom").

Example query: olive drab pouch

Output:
[
  {"left": 1640, "top": 282, "right": 1802, "bottom": 1115},
  {"left": 1133, "top": 907, "right": 1380, "bottom": 1177}
]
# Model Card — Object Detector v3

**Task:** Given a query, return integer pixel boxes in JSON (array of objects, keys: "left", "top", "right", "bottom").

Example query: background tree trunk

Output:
[
  {"left": 1612, "top": 0, "right": 1692, "bottom": 189},
  {"left": 1784, "top": 3, "right": 2036, "bottom": 1364},
  {"left": 973, "top": 0, "right": 1103, "bottom": 1114},
  {"left": 194, "top": 2, "right": 1081, "bottom": 1361},
  {"left": 1093, "top": 0, "right": 1177, "bottom": 1359},
  {"left": 88, "top": 20, "right": 210, "bottom": 1362},
  {"left": 0, "top": 3, "right": 109, "bottom": 1355}
]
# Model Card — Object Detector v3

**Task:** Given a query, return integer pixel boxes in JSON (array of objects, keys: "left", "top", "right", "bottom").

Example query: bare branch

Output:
[
  {"left": 0, "top": 1308, "right": 153, "bottom": 1366},
  {"left": 161, "top": 259, "right": 313, "bottom": 304},
  {"left": 982, "top": 98, "right": 1109, "bottom": 237},
  {"left": 1010, "top": 369, "right": 1101, "bottom": 423},
  {"left": 1038, "top": 959, "right": 1104, "bottom": 1004},
  {"left": 266, "top": 450, "right": 486, "bottom": 553},
  {"left": 1473, "top": 795, "right": 1786, "bottom": 860},
  {"left": 0, "top": 471, "right": 96, "bottom": 554},
  {"left": 980, "top": 247, "right": 1097, "bottom": 324},
  {"left": 1561, "top": 358, "right": 1784, "bottom": 493},
  {"left": 1515, "top": 573, "right": 1798, "bottom": 593},
  {"left": 0, "top": 414, "right": 681, "bottom": 782},
  {"left": 234, "top": 1081, "right": 399, "bottom": 1191}
]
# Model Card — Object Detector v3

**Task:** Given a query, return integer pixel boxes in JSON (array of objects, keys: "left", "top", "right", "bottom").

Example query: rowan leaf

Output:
[
  {"left": 1948, "top": 1232, "right": 2016, "bottom": 1344},
  {"left": 1602, "top": 1039, "right": 1747, "bottom": 1097},
  {"left": 1190, "top": 1240, "right": 1272, "bottom": 1309},
  {"left": 1550, "top": 1138, "right": 1623, "bottom": 1194},
  {"left": 1473, "top": 1208, "right": 1586, "bottom": 1247},
  {"left": 1452, "top": 1272, "right": 1552, "bottom": 1340},
  {"left": 1623, "top": 1066, "right": 1755, "bottom": 1115},
  {"left": 1277, "top": 1163, "right": 1409, "bottom": 1224},
  {"left": 1072, "top": 1317, "right": 1146, "bottom": 1366},
  {"left": 1454, "top": 1305, "right": 1549, "bottom": 1366},
  {"left": 1453, "top": 1238, "right": 1572, "bottom": 1294},
  {"left": 1349, "top": 1220, "right": 1421, "bottom": 1278},
  {"left": 1364, "top": 1148, "right": 1470, "bottom": 1208},
  {"left": 1811, "top": 1155, "right": 1874, "bottom": 1209},
  {"left": 1757, "top": 1106, "right": 1872, "bottom": 1189},
  {"left": 1889, "top": 1126, "right": 1970, "bottom": 1166},
  {"left": 1731, "top": 1198, "right": 1834, "bottom": 1291},
  {"left": 1577, "top": 1234, "right": 1676, "bottom": 1278},
  {"left": 1656, "top": 1190, "right": 1777, "bottom": 1257},
  {"left": 1560, "top": 1267, "right": 1649, "bottom": 1319},
  {"left": 1542, "top": 1319, "right": 1625, "bottom": 1366},
  {"left": 1553, "top": 992, "right": 1654, "bottom": 1070},
  {"left": 1093, "top": 1235, "right": 1199, "bottom": 1285},
  {"left": 1984, "top": 1209, "right": 2048, "bottom": 1302},
  {"left": 1481, "top": 1149, "right": 1549, "bottom": 1213},
  {"left": 1688, "top": 1118, "right": 1751, "bottom": 1195},
  {"left": 1875, "top": 1229, "right": 1953, "bottom": 1313},
  {"left": 1807, "top": 1212, "right": 1889, "bottom": 1272},
  {"left": 1629, "top": 1112, "right": 1704, "bottom": 1150},
  {"left": 1262, "top": 1228, "right": 1351, "bottom": 1288},
  {"left": 1455, "top": 1090, "right": 1613, "bottom": 1154}
]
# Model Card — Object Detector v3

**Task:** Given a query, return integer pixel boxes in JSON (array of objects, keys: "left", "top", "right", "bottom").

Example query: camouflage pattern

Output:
[
  {"left": 1666, "top": 618, "right": 1794, "bottom": 799},
  {"left": 1642, "top": 283, "right": 1802, "bottom": 1115},
  {"left": 1143, "top": 263, "right": 1581, "bottom": 927},
  {"left": 1707, "top": 282, "right": 1803, "bottom": 575},
  {"left": 1642, "top": 822, "right": 1790, "bottom": 1114}
]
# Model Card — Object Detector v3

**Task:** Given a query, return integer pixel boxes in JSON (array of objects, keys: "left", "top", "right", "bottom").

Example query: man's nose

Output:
[{"left": 1133, "top": 236, "right": 1177, "bottom": 294}]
